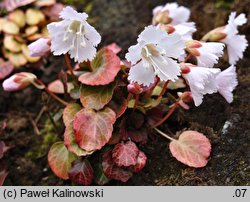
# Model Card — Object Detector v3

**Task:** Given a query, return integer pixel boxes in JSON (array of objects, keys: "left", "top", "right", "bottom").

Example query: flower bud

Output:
[
  {"left": 177, "top": 91, "right": 193, "bottom": 103},
  {"left": 127, "top": 82, "right": 143, "bottom": 94},
  {"left": 180, "top": 63, "right": 195, "bottom": 74},
  {"left": 185, "top": 40, "right": 202, "bottom": 49},
  {"left": 159, "top": 24, "right": 175, "bottom": 34},
  {"left": 2, "top": 72, "right": 37, "bottom": 92},
  {"left": 28, "top": 37, "right": 51, "bottom": 57},
  {"left": 201, "top": 27, "right": 227, "bottom": 42},
  {"left": 152, "top": 11, "right": 172, "bottom": 25}
]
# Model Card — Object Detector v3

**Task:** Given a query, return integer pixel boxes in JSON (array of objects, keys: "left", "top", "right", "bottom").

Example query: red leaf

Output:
[
  {"left": 102, "top": 151, "right": 133, "bottom": 182},
  {"left": 48, "top": 142, "right": 77, "bottom": 180},
  {"left": 79, "top": 48, "right": 121, "bottom": 86},
  {"left": 0, "top": 60, "right": 14, "bottom": 80},
  {"left": 127, "top": 129, "right": 148, "bottom": 144},
  {"left": 129, "top": 151, "right": 147, "bottom": 173},
  {"left": 68, "top": 159, "right": 94, "bottom": 185},
  {"left": 3, "top": 0, "right": 35, "bottom": 11},
  {"left": 112, "top": 141, "right": 139, "bottom": 167},
  {"left": 73, "top": 107, "right": 116, "bottom": 151},
  {"left": 169, "top": 131, "right": 211, "bottom": 168},
  {"left": 0, "top": 169, "right": 8, "bottom": 186}
]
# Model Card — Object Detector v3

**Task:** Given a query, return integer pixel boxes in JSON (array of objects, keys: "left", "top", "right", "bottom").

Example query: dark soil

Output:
[{"left": 0, "top": 0, "right": 249, "bottom": 185}]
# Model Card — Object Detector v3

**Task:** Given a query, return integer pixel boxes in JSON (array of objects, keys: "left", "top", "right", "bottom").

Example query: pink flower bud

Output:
[
  {"left": 186, "top": 48, "right": 200, "bottom": 56},
  {"left": 178, "top": 92, "right": 193, "bottom": 103},
  {"left": 2, "top": 72, "right": 37, "bottom": 92},
  {"left": 185, "top": 40, "right": 202, "bottom": 48},
  {"left": 127, "top": 83, "right": 143, "bottom": 94},
  {"left": 159, "top": 24, "right": 175, "bottom": 34},
  {"left": 180, "top": 63, "right": 195, "bottom": 74},
  {"left": 28, "top": 38, "right": 51, "bottom": 57},
  {"left": 202, "top": 27, "right": 227, "bottom": 42}
]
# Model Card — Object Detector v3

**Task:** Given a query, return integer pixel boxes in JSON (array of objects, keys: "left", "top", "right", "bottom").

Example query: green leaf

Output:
[
  {"left": 48, "top": 141, "right": 77, "bottom": 180},
  {"left": 79, "top": 48, "right": 121, "bottom": 86},
  {"left": 80, "top": 82, "right": 116, "bottom": 110},
  {"left": 73, "top": 107, "right": 116, "bottom": 151}
]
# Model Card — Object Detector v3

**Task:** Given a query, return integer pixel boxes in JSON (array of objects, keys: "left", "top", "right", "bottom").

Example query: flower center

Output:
[
  {"left": 141, "top": 44, "right": 168, "bottom": 75},
  {"left": 63, "top": 20, "right": 86, "bottom": 48}
]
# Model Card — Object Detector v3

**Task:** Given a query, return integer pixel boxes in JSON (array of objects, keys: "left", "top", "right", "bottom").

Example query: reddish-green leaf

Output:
[
  {"left": 63, "top": 103, "right": 81, "bottom": 128},
  {"left": 129, "top": 151, "right": 147, "bottom": 173},
  {"left": 102, "top": 151, "right": 133, "bottom": 182},
  {"left": 73, "top": 107, "right": 116, "bottom": 151},
  {"left": 48, "top": 142, "right": 77, "bottom": 180},
  {"left": 48, "top": 80, "right": 74, "bottom": 94},
  {"left": 169, "top": 131, "right": 211, "bottom": 168},
  {"left": 63, "top": 103, "right": 92, "bottom": 156},
  {"left": 94, "top": 163, "right": 110, "bottom": 185},
  {"left": 68, "top": 159, "right": 94, "bottom": 185},
  {"left": 0, "top": 60, "right": 14, "bottom": 80},
  {"left": 112, "top": 141, "right": 139, "bottom": 167},
  {"left": 80, "top": 82, "right": 116, "bottom": 110},
  {"left": 78, "top": 48, "right": 121, "bottom": 86}
]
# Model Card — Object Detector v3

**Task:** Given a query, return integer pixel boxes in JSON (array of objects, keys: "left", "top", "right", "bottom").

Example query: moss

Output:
[
  {"left": 215, "top": 0, "right": 233, "bottom": 10},
  {"left": 25, "top": 119, "right": 60, "bottom": 159}
]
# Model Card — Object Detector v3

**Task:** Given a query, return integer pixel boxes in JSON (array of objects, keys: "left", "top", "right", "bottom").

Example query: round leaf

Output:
[
  {"left": 112, "top": 141, "right": 139, "bottom": 167},
  {"left": 48, "top": 141, "right": 77, "bottom": 180},
  {"left": 25, "top": 9, "right": 45, "bottom": 26},
  {"left": 2, "top": 21, "right": 19, "bottom": 34},
  {"left": 48, "top": 80, "right": 74, "bottom": 94},
  {"left": 79, "top": 48, "right": 121, "bottom": 85},
  {"left": 169, "top": 131, "right": 211, "bottom": 168},
  {"left": 8, "top": 10, "right": 26, "bottom": 28},
  {"left": 68, "top": 159, "right": 94, "bottom": 186},
  {"left": 63, "top": 103, "right": 93, "bottom": 156},
  {"left": 4, "top": 36, "right": 23, "bottom": 53},
  {"left": 80, "top": 82, "right": 116, "bottom": 110},
  {"left": 6, "top": 52, "right": 27, "bottom": 67},
  {"left": 129, "top": 151, "right": 147, "bottom": 173},
  {"left": 102, "top": 151, "right": 133, "bottom": 182},
  {"left": 73, "top": 107, "right": 116, "bottom": 151}
]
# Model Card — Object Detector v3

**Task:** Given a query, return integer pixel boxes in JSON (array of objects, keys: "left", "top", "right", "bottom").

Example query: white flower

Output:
[
  {"left": 221, "top": 12, "right": 248, "bottom": 65},
  {"left": 153, "top": 3, "right": 190, "bottom": 25},
  {"left": 174, "top": 22, "right": 196, "bottom": 41},
  {"left": 126, "top": 25, "right": 185, "bottom": 86},
  {"left": 196, "top": 42, "right": 225, "bottom": 68},
  {"left": 183, "top": 65, "right": 221, "bottom": 106},
  {"left": 47, "top": 6, "right": 101, "bottom": 63},
  {"left": 216, "top": 65, "right": 238, "bottom": 103}
]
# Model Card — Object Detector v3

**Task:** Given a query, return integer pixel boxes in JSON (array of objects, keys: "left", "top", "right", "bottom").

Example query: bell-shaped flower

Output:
[
  {"left": 47, "top": 6, "right": 101, "bottom": 63},
  {"left": 216, "top": 65, "right": 238, "bottom": 103},
  {"left": 221, "top": 12, "right": 248, "bottom": 65},
  {"left": 28, "top": 38, "right": 51, "bottom": 57},
  {"left": 2, "top": 72, "right": 37, "bottom": 92},
  {"left": 153, "top": 3, "right": 190, "bottom": 25},
  {"left": 182, "top": 63, "right": 221, "bottom": 106},
  {"left": 186, "top": 40, "right": 225, "bottom": 67},
  {"left": 125, "top": 25, "right": 185, "bottom": 86},
  {"left": 202, "top": 12, "right": 247, "bottom": 65}
]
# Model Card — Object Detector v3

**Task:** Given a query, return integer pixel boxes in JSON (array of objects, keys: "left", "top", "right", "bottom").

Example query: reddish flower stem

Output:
[
  {"left": 36, "top": 79, "right": 68, "bottom": 106},
  {"left": 153, "top": 102, "right": 178, "bottom": 128},
  {"left": 64, "top": 53, "right": 79, "bottom": 86},
  {"left": 183, "top": 53, "right": 192, "bottom": 63},
  {"left": 156, "top": 80, "right": 170, "bottom": 103}
]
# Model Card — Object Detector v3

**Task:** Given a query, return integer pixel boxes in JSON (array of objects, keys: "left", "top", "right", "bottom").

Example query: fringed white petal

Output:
[{"left": 216, "top": 65, "right": 238, "bottom": 103}]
